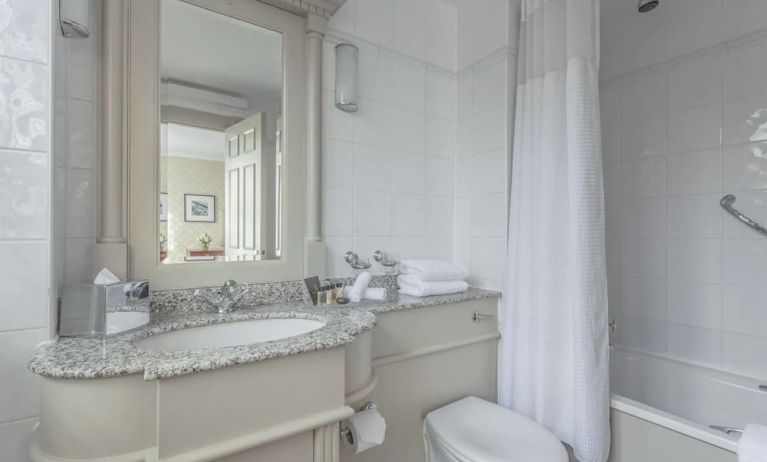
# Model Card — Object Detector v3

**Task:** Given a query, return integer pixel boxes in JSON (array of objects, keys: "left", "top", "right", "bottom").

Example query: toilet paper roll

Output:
[{"left": 342, "top": 408, "right": 386, "bottom": 454}]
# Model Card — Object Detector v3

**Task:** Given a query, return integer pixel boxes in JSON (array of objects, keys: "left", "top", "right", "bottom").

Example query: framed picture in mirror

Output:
[{"left": 185, "top": 194, "right": 216, "bottom": 222}]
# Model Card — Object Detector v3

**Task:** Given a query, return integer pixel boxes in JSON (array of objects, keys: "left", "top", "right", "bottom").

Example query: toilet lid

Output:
[{"left": 425, "top": 397, "right": 569, "bottom": 462}]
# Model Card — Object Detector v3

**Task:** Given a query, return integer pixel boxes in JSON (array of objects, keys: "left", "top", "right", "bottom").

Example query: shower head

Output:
[{"left": 638, "top": 0, "right": 659, "bottom": 13}]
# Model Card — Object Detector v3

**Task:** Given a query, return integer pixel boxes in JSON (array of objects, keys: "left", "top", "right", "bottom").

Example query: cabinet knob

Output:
[{"left": 472, "top": 312, "right": 493, "bottom": 322}]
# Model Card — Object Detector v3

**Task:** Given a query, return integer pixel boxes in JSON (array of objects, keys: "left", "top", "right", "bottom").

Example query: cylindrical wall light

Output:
[
  {"left": 335, "top": 43, "right": 359, "bottom": 113},
  {"left": 60, "top": 0, "right": 91, "bottom": 38}
]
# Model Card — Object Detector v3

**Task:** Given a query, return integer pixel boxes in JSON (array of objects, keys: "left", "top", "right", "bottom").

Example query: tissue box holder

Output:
[{"left": 59, "top": 280, "right": 150, "bottom": 337}]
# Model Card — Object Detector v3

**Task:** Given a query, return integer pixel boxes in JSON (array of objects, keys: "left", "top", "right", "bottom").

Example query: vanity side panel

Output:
[
  {"left": 344, "top": 339, "right": 498, "bottom": 462},
  {"left": 371, "top": 299, "right": 498, "bottom": 359},
  {"left": 214, "top": 430, "right": 314, "bottom": 462},
  {"left": 158, "top": 348, "right": 345, "bottom": 458},
  {"left": 36, "top": 375, "right": 157, "bottom": 459},
  {"left": 342, "top": 300, "right": 499, "bottom": 462}
]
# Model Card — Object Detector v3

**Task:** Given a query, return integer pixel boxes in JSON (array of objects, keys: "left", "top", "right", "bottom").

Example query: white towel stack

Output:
[
  {"left": 739, "top": 424, "right": 767, "bottom": 462},
  {"left": 397, "top": 259, "right": 469, "bottom": 297}
]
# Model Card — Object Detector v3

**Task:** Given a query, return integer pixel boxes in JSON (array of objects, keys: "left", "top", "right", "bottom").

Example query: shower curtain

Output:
[{"left": 499, "top": 1, "right": 609, "bottom": 462}]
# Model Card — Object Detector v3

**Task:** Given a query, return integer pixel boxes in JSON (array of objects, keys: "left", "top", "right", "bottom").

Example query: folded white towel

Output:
[
  {"left": 739, "top": 424, "right": 767, "bottom": 462},
  {"left": 343, "top": 287, "right": 388, "bottom": 301},
  {"left": 363, "top": 287, "right": 387, "bottom": 301},
  {"left": 397, "top": 275, "right": 469, "bottom": 297},
  {"left": 398, "top": 259, "right": 468, "bottom": 282}
]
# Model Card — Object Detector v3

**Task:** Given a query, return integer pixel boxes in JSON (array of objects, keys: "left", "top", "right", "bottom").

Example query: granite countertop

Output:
[{"left": 29, "top": 287, "right": 499, "bottom": 381}]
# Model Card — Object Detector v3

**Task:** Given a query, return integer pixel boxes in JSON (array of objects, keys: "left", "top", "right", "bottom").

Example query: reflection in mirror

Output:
[{"left": 159, "top": 0, "right": 283, "bottom": 264}]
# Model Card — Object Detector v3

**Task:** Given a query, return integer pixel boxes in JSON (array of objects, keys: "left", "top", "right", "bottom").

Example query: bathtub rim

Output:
[{"left": 610, "top": 394, "right": 737, "bottom": 453}]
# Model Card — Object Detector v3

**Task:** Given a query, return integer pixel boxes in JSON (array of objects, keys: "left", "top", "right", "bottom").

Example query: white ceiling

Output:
[
  {"left": 162, "top": 123, "right": 225, "bottom": 162},
  {"left": 161, "top": 0, "right": 283, "bottom": 101}
]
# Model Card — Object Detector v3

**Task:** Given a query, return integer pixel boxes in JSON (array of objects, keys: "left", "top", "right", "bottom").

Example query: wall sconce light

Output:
[
  {"left": 59, "top": 0, "right": 91, "bottom": 38},
  {"left": 335, "top": 43, "right": 359, "bottom": 113}
]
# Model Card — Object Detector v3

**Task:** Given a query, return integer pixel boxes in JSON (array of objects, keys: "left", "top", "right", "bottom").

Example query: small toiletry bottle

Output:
[
  {"left": 325, "top": 285, "right": 335, "bottom": 305},
  {"left": 328, "top": 283, "right": 337, "bottom": 304},
  {"left": 335, "top": 283, "right": 343, "bottom": 302},
  {"left": 317, "top": 288, "right": 327, "bottom": 305}
]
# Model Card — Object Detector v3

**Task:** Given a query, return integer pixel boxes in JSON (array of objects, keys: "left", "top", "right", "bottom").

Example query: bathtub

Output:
[{"left": 609, "top": 347, "right": 767, "bottom": 461}]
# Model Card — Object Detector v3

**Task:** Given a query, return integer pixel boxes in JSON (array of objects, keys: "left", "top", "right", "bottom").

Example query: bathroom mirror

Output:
[
  {"left": 127, "top": 0, "right": 307, "bottom": 288},
  {"left": 159, "top": 0, "right": 283, "bottom": 265}
]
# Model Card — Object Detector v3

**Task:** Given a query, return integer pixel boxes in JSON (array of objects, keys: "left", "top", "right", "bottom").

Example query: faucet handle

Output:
[
  {"left": 372, "top": 250, "right": 398, "bottom": 267},
  {"left": 227, "top": 282, "right": 250, "bottom": 305},
  {"left": 195, "top": 281, "right": 250, "bottom": 313},
  {"left": 196, "top": 287, "right": 223, "bottom": 309},
  {"left": 222, "top": 280, "right": 239, "bottom": 298},
  {"left": 344, "top": 251, "right": 372, "bottom": 270}
]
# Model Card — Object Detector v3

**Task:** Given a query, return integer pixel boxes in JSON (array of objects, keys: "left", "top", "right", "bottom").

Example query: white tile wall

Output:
[
  {"left": 602, "top": 2, "right": 767, "bottom": 379},
  {"left": 53, "top": 0, "right": 100, "bottom": 295},
  {"left": 324, "top": 0, "right": 515, "bottom": 288},
  {"left": 0, "top": 0, "right": 52, "bottom": 460},
  {"left": 324, "top": 0, "right": 461, "bottom": 277},
  {"left": 452, "top": 0, "right": 514, "bottom": 291}
]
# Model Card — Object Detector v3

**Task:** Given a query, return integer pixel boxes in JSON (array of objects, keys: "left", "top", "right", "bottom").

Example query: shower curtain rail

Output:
[{"left": 720, "top": 194, "right": 767, "bottom": 237}]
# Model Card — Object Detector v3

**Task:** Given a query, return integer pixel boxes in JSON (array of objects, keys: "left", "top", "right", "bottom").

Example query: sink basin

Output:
[{"left": 135, "top": 318, "right": 325, "bottom": 351}]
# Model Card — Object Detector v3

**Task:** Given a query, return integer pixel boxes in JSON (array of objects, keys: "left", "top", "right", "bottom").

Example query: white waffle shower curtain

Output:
[{"left": 499, "top": 0, "right": 609, "bottom": 461}]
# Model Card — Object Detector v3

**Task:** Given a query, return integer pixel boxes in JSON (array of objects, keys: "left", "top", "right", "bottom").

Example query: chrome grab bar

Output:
[{"left": 720, "top": 194, "right": 767, "bottom": 238}]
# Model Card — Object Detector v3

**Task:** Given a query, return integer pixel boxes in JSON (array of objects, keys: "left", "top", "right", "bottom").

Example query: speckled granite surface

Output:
[
  {"left": 151, "top": 275, "right": 399, "bottom": 313},
  {"left": 29, "top": 286, "right": 499, "bottom": 381}
]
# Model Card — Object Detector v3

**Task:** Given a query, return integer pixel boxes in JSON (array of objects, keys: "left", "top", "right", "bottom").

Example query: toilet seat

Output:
[{"left": 424, "top": 396, "right": 569, "bottom": 462}]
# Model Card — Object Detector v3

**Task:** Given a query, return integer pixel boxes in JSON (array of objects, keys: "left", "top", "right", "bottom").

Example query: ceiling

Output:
[
  {"left": 162, "top": 123, "right": 225, "bottom": 161},
  {"left": 161, "top": 0, "right": 283, "bottom": 102}
]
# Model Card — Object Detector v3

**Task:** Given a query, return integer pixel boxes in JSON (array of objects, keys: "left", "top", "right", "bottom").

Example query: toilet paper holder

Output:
[{"left": 340, "top": 401, "right": 378, "bottom": 445}]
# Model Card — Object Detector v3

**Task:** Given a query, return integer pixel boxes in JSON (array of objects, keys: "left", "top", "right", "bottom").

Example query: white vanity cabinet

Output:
[
  {"left": 30, "top": 296, "right": 500, "bottom": 462},
  {"left": 31, "top": 347, "right": 350, "bottom": 462},
  {"left": 344, "top": 298, "right": 500, "bottom": 462}
]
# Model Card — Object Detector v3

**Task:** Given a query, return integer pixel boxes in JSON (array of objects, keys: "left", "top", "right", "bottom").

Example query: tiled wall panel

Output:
[
  {"left": 602, "top": 2, "right": 767, "bottom": 380},
  {"left": 453, "top": 0, "right": 515, "bottom": 290},
  {"left": 323, "top": 0, "right": 459, "bottom": 277},
  {"left": 0, "top": 0, "right": 52, "bottom": 460}
]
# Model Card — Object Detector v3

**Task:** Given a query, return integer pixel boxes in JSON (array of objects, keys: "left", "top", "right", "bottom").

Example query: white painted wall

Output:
[
  {"left": 0, "top": 0, "right": 52, "bottom": 460},
  {"left": 601, "top": 0, "right": 767, "bottom": 379},
  {"left": 322, "top": 0, "right": 459, "bottom": 277}
]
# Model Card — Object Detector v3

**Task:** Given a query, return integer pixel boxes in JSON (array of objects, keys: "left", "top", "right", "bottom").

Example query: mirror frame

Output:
[{"left": 127, "top": 0, "right": 307, "bottom": 289}]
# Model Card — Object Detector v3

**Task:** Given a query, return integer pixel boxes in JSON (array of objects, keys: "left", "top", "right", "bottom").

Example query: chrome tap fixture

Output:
[
  {"left": 344, "top": 251, "right": 372, "bottom": 270},
  {"left": 372, "top": 250, "right": 398, "bottom": 268},
  {"left": 197, "top": 280, "right": 250, "bottom": 314},
  {"left": 608, "top": 319, "right": 618, "bottom": 350}
]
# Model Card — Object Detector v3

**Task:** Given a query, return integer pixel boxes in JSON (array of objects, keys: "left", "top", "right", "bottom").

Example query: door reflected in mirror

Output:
[{"left": 159, "top": 0, "right": 283, "bottom": 264}]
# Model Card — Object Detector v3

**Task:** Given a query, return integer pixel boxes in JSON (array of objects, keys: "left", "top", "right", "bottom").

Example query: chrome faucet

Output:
[{"left": 197, "top": 280, "right": 250, "bottom": 314}]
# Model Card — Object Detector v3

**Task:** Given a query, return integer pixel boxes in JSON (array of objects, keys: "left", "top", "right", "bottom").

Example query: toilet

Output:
[{"left": 424, "top": 396, "right": 569, "bottom": 462}]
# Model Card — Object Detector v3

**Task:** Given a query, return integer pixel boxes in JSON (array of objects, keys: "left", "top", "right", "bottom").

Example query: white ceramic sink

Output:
[{"left": 135, "top": 318, "right": 325, "bottom": 351}]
